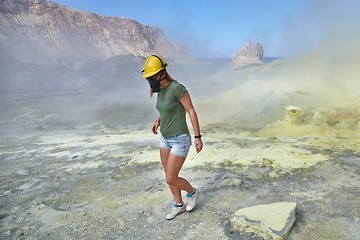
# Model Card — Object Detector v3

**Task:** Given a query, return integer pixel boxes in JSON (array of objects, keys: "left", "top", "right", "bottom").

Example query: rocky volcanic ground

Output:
[{"left": 1, "top": 123, "right": 359, "bottom": 240}]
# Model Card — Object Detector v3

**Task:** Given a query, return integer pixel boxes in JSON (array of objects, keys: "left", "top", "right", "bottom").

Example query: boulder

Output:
[
  {"left": 230, "top": 202, "right": 297, "bottom": 240},
  {"left": 232, "top": 42, "right": 264, "bottom": 68}
]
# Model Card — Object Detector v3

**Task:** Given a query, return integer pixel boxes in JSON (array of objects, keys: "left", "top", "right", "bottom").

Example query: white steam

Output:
[{"left": 191, "top": 1, "right": 360, "bottom": 134}]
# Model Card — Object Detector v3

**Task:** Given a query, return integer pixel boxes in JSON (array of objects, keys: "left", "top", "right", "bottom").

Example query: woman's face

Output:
[
  {"left": 146, "top": 70, "right": 169, "bottom": 93},
  {"left": 146, "top": 70, "right": 162, "bottom": 82},
  {"left": 146, "top": 71, "right": 165, "bottom": 93}
]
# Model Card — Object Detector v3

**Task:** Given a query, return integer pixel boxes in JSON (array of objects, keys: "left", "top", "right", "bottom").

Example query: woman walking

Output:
[{"left": 142, "top": 55, "right": 203, "bottom": 220}]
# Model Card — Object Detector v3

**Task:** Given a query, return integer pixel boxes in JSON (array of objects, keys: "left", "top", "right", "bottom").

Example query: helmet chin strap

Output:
[{"left": 158, "top": 70, "right": 166, "bottom": 81}]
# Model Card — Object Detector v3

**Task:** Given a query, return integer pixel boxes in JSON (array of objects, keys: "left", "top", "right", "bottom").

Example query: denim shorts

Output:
[{"left": 160, "top": 133, "right": 191, "bottom": 158}]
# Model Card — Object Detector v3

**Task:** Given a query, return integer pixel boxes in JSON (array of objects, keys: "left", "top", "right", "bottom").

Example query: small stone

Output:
[
  {"left": 259, "top": 158, "right": 273, "bottom": 167},
  {"left": 219, "top": 177, "right": 242, "bottom": 187}
]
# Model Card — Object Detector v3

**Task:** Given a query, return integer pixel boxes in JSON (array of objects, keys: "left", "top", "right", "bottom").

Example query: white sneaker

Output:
[
  {"left": 165, "top": 204, "right": 186, "bottom": 220},
  {"left": 186, "top": 188, "right": 199, "bottom": 212}
]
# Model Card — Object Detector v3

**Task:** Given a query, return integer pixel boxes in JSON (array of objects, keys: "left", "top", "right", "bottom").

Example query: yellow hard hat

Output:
[{"left": 142, "top": 55, "right": 168, "bottom": 78}]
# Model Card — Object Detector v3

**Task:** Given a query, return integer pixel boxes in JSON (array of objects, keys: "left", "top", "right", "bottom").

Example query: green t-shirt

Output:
[{"left": 156, "top": 81, "right": 189, "bottom": 138}]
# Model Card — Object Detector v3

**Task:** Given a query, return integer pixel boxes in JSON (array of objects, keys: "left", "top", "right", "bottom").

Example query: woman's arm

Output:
[
  {"left": 152, "top": 115, "right": 160, "bottom": 135},
  {"left": 180, "top": 92, "right": 203, "bottom": 153}
]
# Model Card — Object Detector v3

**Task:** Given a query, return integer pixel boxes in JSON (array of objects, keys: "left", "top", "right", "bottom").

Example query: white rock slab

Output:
[{"left": 230, "top": 202, "right": 297, "bottom": 240}]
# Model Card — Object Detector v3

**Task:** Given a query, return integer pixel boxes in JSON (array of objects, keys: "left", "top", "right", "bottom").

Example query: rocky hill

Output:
[
  {"left": 0, "top": 0, "right": 192, "bottom": 95},
  {"left": 232, "top": 42, "right": 263, "bottom": 69},
  {"left": 0, "top": 0, "right": 190, "bottom": 66}
]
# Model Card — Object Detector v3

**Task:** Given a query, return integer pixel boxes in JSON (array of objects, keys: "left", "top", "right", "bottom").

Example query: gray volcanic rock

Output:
[
  {"left": 0, "top": 0, "right": 190, "bottom": 66},
  {"left": 230, "top": 202, "right": 297, "bottom": 240},
  {"left": 232, "top": 42, "right": 264, "bottom": 68}
]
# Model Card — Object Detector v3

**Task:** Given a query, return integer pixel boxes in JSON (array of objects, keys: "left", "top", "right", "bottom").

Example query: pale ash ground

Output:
[{"left": 0, "top": 123, "right": 360, "bottom": 239}]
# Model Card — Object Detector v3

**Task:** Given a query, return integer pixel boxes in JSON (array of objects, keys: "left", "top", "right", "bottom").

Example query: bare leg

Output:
[
  {"left": 160, "top": 148, "right": 171, "bottom": 169},
  {"left": 160, "top": 148, "right": 181, "bottom": 203},
  {"left": 165, "top": 154, "right": 193, "bottom": 204},
  {"left": 160, "top": 149, "right": 193, "bottom": 204}
]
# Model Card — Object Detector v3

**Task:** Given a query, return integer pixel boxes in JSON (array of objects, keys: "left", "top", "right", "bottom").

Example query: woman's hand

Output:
[
  {"left": 152, "top": 120, "right": 160, "bottom": 135},
  {"left": 195, "top": 138, "right": 203, "bottom": 153}
]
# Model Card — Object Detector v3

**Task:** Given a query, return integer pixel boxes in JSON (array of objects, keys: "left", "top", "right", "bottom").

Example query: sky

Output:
[{"left": 50, "top": 0, "right": 360, "bottom": 58}]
